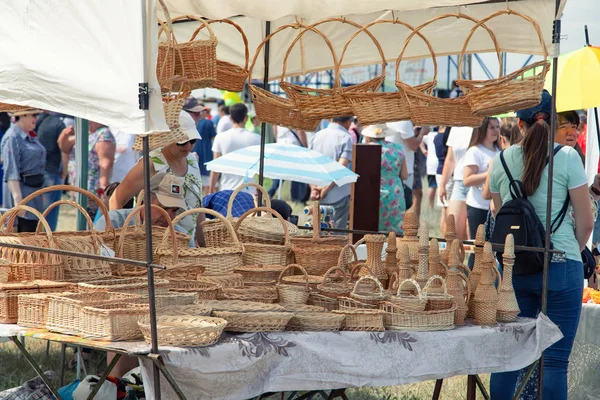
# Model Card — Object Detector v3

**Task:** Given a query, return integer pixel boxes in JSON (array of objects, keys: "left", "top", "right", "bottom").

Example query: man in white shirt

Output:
[
  {"left": 386, "top": 120, "right": 427, "bottom": 217},
  {"left": 210, "top": 103, "right": 260, "bottom": 193},
  {"left": 110, "top": 129, "right": 137, "bottom": 183},
  {"left": 309, "top": 116, "right": 354, "bottom": 230},
  {"left": 216, "top": 104, "right": 233, "bottom": 134}
]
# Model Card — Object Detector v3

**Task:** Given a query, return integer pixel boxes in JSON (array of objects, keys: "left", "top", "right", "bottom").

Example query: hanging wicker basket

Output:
[
  {"left": 277, "top": 264, "right": 310, "bottom": 304},
  {"left": 456, "top": 10, "right": 550, "bottom": 117},
  {"left": 280, "top": 18, "right": 385, "bottom": 120},
  {"left": 248, "top": 23, "right": 321, "bottom": 131}
]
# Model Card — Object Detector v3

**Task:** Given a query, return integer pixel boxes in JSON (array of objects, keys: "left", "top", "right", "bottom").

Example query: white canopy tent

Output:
[{"left": 0, "top": 0, "right": 566, "bottom": 134}]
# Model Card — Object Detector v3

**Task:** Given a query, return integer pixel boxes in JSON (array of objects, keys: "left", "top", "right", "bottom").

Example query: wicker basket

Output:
[
  {"left": 156, "top": 262, "right": 205, "bottom": 280},
  {"left": 248, "top": 23, "right": 321, "bottom": 131},
  {"left": 77, "top": 277, "right": 170, "bottom": 295},
  {"left": 197, "top": 273, "right": 244, "bottom": 288},
  {"left": 0, "top": 281, "right": 72, "bottom": 324},
  {"left": 201, "top": 300, "right": 284, "bottom": 313},
  {"left": 218, "top": 286, "right": 278, "bottom": 303},
  {"left": 167, "top": 279, "right": 221, "bottom": 300},
  {"left": 337, "top": 244, "right": 359, "bottom": 273},
  {"left": 236, "top": 207, "right": 292, "bottom": 267},
  {"left": 156, "top": 0, "right": 178, "bottom": 88},
  {"left": 287, "top": 312, "right": 345, "bottom": 331},
  {"left": 0, "top": 103, "right": 32, "bottom": 113},
  {"left": 281, "top": 304, "right": 325, "bottom": 313},
  {"left": 338, "top": 296, "right": 378, "bottom": 311},
  {"left": 349, "top": 263, "right": 373, "bottom": 284},
  {"left": 281, "top": 18, "right": 385, "bottom": 120},
  {"left": 349, "top": 275, "right": 387, "bottom": 306},
  {"left": 387, "top": 279, "right": 427, "bottom": 312},
  {"left": 308, "top": 293, "right": 339, "bottom": 311},
  {"left": 47, "top": 292, "right": 140, "bottom": 334},
  {"left": 139, "top": 314, "right": 227, "bottom": 346},
  {"left": 156, "top": 208, "right": 243, "bottom": 275},
  {"left": 332, "top": 309, "right": 384, "bottom": 331},
  {"left": 281, "top": 274, "right": 323, "bottom": 291},
  {"left": 81, "top": 303, "right": 149, "bottom": 340},
  {"left": 112, "top": 205, "right": 189, "bottom": 275},
  {"left": 17, "top": 292, "right": 75, "bottom": 328},
  {"left": 213, "top": 310, "right": 293, "bottom": 332},
  {"left": 156, "top": 304, "right": 212, "bottom": 317},
  {"left": 380, "top": 301, "right": 456, "bottom": 332},
  {"left": 0, "top": 206, "right": 63, "bottom": 282},
  {"left": 136, "top": 292, "right": 198, "bottom": 309},
  {"left": 316, "top": 266, "right": 352, "bottom": 299},
  {"left": 235, "top": 265, "right": 285, "bottom": 284},
  {"left": 423, "top": 275, "right": 454, "bottom": 311},
  {"left": 395, "top": 13, "right": 487, "bottom": 127},
  {"left": 277, "top": 265, "right": 310, "bottom": 304},
  {"left": 456, "top": 10, "right": 550, "bottom": 117}
]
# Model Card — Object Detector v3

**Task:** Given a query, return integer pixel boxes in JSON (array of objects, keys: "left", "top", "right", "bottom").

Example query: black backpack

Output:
[{"left": 491, "top": 146, "right": 567, "bottom": 275}]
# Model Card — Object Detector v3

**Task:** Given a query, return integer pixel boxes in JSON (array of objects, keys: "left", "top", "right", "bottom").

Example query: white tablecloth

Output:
[
  {"left": 569, "top": 303, "right": 600, "bottom": 400},
  {"left": 138, "top": 315, "right": 562, "bottom": 400}
]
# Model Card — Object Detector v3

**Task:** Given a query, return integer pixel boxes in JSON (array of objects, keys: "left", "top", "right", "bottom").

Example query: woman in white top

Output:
[
  {"left": 439, "top": 126, "right": 474, "bottom": 240},
  {"left": 463, "top": 117, "right": 500, "bottom": 242}
]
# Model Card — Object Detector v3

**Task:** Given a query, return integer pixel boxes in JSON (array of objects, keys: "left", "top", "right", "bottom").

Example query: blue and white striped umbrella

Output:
[{"left": 205, "top": 143, "right": 359, "bottom": 186}]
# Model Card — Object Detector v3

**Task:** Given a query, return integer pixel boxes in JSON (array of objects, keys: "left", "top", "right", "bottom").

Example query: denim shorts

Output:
[{"left": 450, "top": 179, "right": 469, "bottom": 202}]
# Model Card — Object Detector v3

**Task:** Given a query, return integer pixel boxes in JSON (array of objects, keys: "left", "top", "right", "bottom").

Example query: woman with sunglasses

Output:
[{"left": 110, "top": 111, "right": 203, "bottom": 239}]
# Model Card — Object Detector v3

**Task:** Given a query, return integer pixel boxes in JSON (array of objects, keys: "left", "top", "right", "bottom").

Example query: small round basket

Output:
[
  {"left": 167, "top": 279, "right": 221, "bottom": 301},
  {"left": 277, "top": 264, "right": 310, "bottom": 304},
  {"left": 138, "top": 315, "right": 226, "bottom": 347}
]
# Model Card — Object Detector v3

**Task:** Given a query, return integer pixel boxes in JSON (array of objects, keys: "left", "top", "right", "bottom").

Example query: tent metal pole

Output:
[
  {"left": 140, "top": 0, "right": 161, "bottom": 398},
  {"left": 74, "top": 118, "right": 89, "bottom": 231},
  {"left": 257, "top": 21, "right": 271, "bottom": 207}
]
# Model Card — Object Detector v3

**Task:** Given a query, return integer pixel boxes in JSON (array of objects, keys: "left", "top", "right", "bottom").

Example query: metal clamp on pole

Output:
[{"left": 139, "top": 83, "right": 150, "bottom": 110}]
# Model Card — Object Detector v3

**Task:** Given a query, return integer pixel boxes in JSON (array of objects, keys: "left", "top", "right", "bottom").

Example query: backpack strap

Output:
[
  {"left": 499, "top": 150, "right": 526, "bottom": 200},
  {"left": 549, "top": 145, "right": 569, "bottom": 234}
]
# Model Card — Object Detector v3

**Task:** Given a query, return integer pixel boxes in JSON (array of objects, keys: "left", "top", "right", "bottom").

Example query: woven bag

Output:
[
  {"left": 248, "top": 23, "right": 321, "bottom": 132},
  {"left": 280, "top": 18, "right": 385, "bottom": 120},
  {"left": 342, "top": 20, "right": 437, "bottom": 125},
  {"left": 395, "top": 13, "right": 489, "bottom": 127},
  {"left": 156, "top": 208, "right": 243, "bottom": 275},
  {"left": 277, "top": 264, "right": 310, "bottom": 304},
  {"left": 456, "top": 10, "right": 550, "bottom": 117},
  {"left": 235, "top": 206, "right": 292, "bottom": 267}
]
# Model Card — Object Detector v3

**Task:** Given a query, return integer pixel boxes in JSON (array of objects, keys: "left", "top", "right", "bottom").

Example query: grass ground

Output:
[{"left": 0, "top": 182, "right": 489, "bottom": 398}]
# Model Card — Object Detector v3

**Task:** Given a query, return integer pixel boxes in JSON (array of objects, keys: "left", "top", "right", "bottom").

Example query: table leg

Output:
[
  {"left": 328, "top": 389, "right": 348, "bottom": 400},
  {"left": 513, "top": 360, "right": 538, "bottom": 400},
  {"left": 467, "top": 375, "right": 477, "bottom": 400},
  {"left": 85, "top": 353, "right": 122, "bottom": 400},
  {"left": 433, "top": 379, "right": 443, "bottom": 400},
  {"left": 59, "top": 343, "right": 66, "bottom": 386},
  {"left": 10, "top": 336, "right": 62, "bottom": 400},
  {"left": 150, "top": 355, "right": 188, "bottom": 400},
  {"left": 474, "top": 375, "right": 489, "bottom": 400}
]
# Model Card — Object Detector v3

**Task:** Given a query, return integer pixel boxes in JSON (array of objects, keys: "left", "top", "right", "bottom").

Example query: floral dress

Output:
[
  {"left": 379, "top": 141, "right": 406, "bottom": 234},
  {"left": 151, "top": 149, "right": 203, "bottom": 237}
]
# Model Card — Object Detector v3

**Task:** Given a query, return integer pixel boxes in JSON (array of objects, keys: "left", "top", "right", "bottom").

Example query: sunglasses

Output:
[{"left": 177, "top": 139, "right": 197, "bottom": 146}]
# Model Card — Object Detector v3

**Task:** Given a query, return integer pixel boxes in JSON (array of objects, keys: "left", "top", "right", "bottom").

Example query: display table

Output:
[{"left": 569, "top": 303, "right": 600, "bottom": 399}]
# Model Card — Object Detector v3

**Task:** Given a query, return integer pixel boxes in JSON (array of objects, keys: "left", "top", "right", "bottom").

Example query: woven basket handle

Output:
[
  {"left": 458, "top": 9, "right": 546, "bottom": 80},
  {"left": 322, "top": 266, "right": 349, "bottom": 285},
  {"left": 349, "top": 262, "right": 371, "bottom": 281},
  {"left": 0, "top": 205, "right": 55, "bottom": 247},
  {"left": 117, "top": 204, "right": 179, "bottom": 263},
  {"left": 311, "top": 202, "right": 321, "bottom": 241},
  {"left": 352, "top": 275, "right": 384, "bottom": 297},
  {"left": 396, "top": 278, "right": 423, "bottom": 299},
  {"left": 156, "top": 0, "right": 183, "bottom": 86},
  {"left": 423, "top": 275, "right": 448, "bottom": 296},
  {"left": 172, "top": 207, "right": 241, "bottom": 246},
  {"left": 190, "top": 18, "right": 248, "bottom": 71},
  {"left": 337, "top": 244, "right": 358, "bottom": 267},
  {"left": 174, "top": 15, "right": 217, "bottom": 42},
  {"left": 248, "top": 23, "right": 305, "bottom": 83},
  {"left": 18, "top": 185, "right": 112, "bottom": 229},
  {"left": 36, "top": 200, "right": 95, "bottom": 233},
  {"left": 227, "top": 183, "right": 271, "bottom": 218},
  {"left": 281, "top": 19, "right": 339, "bottom": 87},
  {"left": 234, "top": 206, "right": 290, "bottom": 246},
  {"left": 277, "top": 263, "right": 309, "bottom": 289},
  {"left": 388, "top": 271, "right": 399, "bottom": 291},
  {"left": 455, "top": 271, "right": 471, "bottom": 303}
]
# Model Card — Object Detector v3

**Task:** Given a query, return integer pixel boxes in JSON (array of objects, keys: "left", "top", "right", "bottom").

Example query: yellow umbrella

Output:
[{"left": 551, "top": 45, "right": 600, "bottom": 112}]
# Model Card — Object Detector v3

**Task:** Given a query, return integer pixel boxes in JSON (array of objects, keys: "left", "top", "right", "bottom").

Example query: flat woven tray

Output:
[
  {"left": 139, "top": 314, "right": 227, "bottom": 347},
  {"left": 201, "top": 300, "right": 284, "bottom": 313},
  {"left": 213, "top": 310, "right": 293, "bottom": 332},
  {"left": 287, "top": 312, "right": 345, "bottom": 331}
]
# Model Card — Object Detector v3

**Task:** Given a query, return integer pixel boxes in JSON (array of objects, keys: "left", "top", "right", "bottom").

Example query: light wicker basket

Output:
[
  {"left": 139, "top": 314, "right": 227, "bottom": 347},
  {"left": 236, "top": 207, "right": 292, "bottom": 267},
  {"left": 338, "top": 296, "right": 378, "bottom": 311},
  {"left": 277, "top": 264, "right": 310, "bottom": 304},
  {"left": 387, "top": 279, "right": 427, "bottom": 312},
  {"left": 235, "top": 265, "right": 285, "bottom": 284},
  {"left": 281, "top": 18, "right": 385, "bottom": 120},
  {"left": 156, "top": 262, "right": 205, "bottom": 281},
  {"left": 380, "top": 301, "right": 456, "bottom": 332},
  {"left": 349, "top": 275, "right": 387, "bottom": 306},
  {"left": 0, "top": 281, "right": 72, "bottom": 324},
  {"left": 213, "top": 310, "right": 293, "bottom": 332},
  {"left": 81, "top": 303, "right": 149, "bottom": 341},
  {"left": 332, "top": 308, "right": 385, "bottom": 331},
  {"left": 47, "top": 292, "right": 140, "bottom": 335},
  {"left": 167, "top": 279, "right": 221, "bottom": 300},
  {"left": 77, "top": 277, "right": 170, "bottom": 296},
  {"left": 17, "top": 291, "right": 75, "bottom": 328},
  {"left": 218, "top": 286, "right": 278, "bottom": 303},
  {"left": 202, "top": 300, "right": 285, "bottom": 313},
  {"left": 281, "top": 303, "right": 325, "bottom": 313},
  {"left": 456, "top": 10, "right": 550, "bottom": 117},
  {"left": 236, "top": 192, "right": 298, "bottom": 245},
  {"left": 287, "top": 312, "right": 346, "bottom": 332},
  {"left": 156, "top": 304, "right": 212, "bottom": 317},
  {"left": 248, "top": 23, "right": 321, "bottom": 132},
  {"left": 156, "top": 208, "right": 243, "bottom": 275},
  {"left": 308, "top": 293, "right": 339, "bottom": 311},
  {"left": 136, "top": 292, "right": 198, "bottom": 309},
  {"left": 423, "top": 275, "right": 454, "bottom": 311},
  {"left": 316, "top": 266, "right": 352, "bottom": 299},
  {"left": 349, "top": 263, "right": 373, "bottom": 284},
  {"left": 281, "top": 273, "right": 323, "bottom": 291},
  {"left": 197, "top": 273, "right": 244, "bottom": 288}
]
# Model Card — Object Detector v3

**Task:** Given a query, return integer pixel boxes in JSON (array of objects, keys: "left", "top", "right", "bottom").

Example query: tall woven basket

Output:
[
  {"left": 280, "top": 18, "right": 385, "bottom": 120},
  {"left": 456, "top": 10, "right": 550, "bottom": 117},
  {"left": 156, "top": 208, "right": 244, "bottom": 275},
  {"left": 395, "top": 13, "right": 491, "bottom": 127},
  {"left": 248, "top": 23, "right": 321, "bottom": 132}
]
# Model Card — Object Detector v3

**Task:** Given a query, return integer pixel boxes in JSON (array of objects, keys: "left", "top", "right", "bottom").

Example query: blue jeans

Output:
[
  {"left": 42, "top": 173, "right": 62, "bottom": 231},
  {"left": 490, "top": 259, "right": 583, "bottom": 400}
]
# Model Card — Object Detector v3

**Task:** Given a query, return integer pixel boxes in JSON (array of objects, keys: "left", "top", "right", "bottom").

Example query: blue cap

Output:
[{"left": 515, "top": 90, "right": 552, "bottom": 124}]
